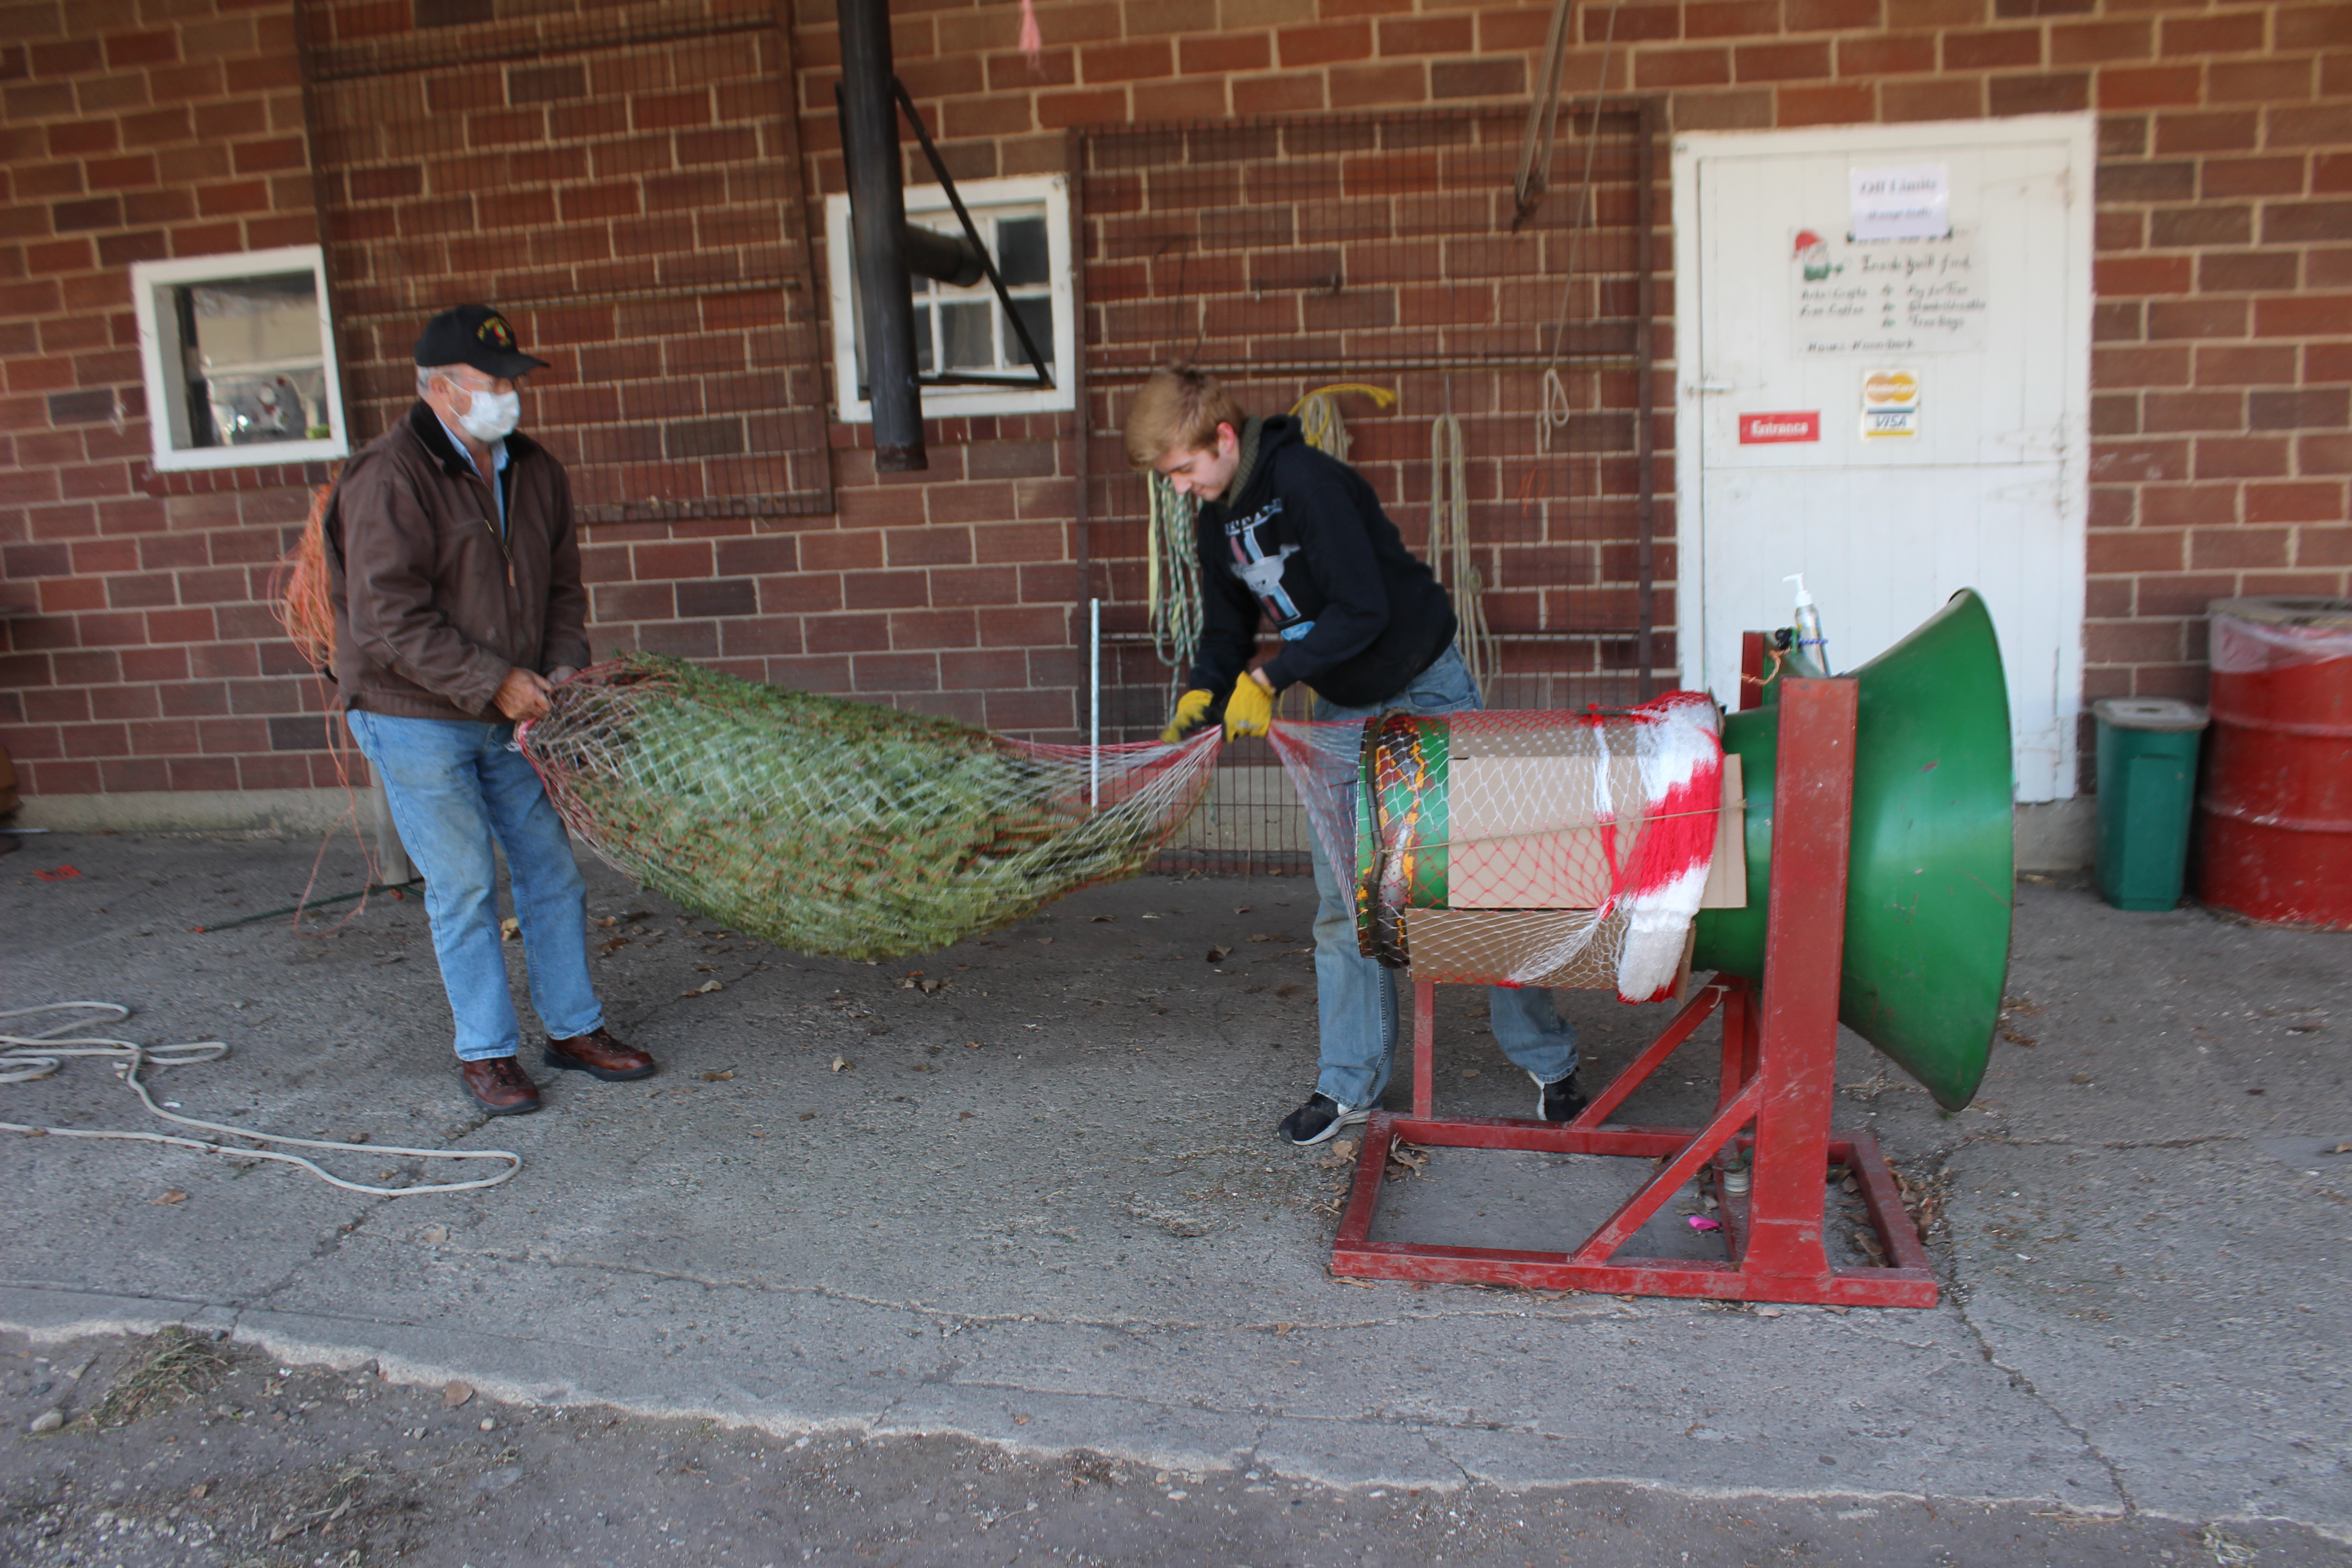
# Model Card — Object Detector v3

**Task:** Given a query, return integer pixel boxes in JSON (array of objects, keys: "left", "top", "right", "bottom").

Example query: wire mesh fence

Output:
[
  {"left": 297, "top": 0, "right": 834, "bottom": 521},
  {"left": 1075, "top": 103, "right": 1667, "bottom": 873}
]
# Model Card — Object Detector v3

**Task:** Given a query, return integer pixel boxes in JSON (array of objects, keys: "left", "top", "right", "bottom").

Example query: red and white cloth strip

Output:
[{"left": 1608, "top": 691, "right": 1724, "bottom": 1003}]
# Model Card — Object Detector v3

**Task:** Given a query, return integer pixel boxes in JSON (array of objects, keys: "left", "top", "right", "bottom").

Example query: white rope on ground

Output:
[{"left": 0, "top": 1002, "right": 522, "bottom": 1197}]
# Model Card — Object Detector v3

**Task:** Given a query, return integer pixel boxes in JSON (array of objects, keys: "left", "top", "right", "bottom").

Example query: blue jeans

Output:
[
  {"left": 1306, "top": 647, "right": 1578, "bottom": 1109},
  {"left": 347, "top": 710, "right": 603, "bottom": 1062}
]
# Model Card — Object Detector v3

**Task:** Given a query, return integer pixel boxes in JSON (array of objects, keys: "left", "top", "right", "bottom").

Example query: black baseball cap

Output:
[{"left": 413, "top": 304, "right": 549, "bottom": 378}]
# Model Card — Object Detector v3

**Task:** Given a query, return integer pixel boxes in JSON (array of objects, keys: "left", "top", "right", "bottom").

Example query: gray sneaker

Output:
[{"left": 1279, "top": 1093, "right": 1369, "bottom": 1147}]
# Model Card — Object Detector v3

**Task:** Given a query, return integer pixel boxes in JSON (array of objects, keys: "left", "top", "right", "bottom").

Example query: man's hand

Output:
[
  {"left": 493, "top": 666, "right": 553, "bottom": 722},
  {"left": 547, "top": 665, "right": 578, "bottom": 686},
  {"left": 1160, "top": 687, "right": 1215, "bottom": 745},
  {"left": 1223, "top": 670, "right": 1274, "bottom": 740}
]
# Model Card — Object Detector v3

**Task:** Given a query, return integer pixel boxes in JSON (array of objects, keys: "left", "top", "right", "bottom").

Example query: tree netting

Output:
[
  {"left": 1269, "top": 692, "right": 1724, "bottom": 1003},
  {"left": 518, "top": 655, "right": 1220, "bottom": 960},
  {"left": 517, "top": 657, "right": 1720, "bottom": 991}
]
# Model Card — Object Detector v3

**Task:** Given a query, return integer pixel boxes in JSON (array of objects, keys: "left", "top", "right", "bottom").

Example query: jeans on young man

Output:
[
  {"left": 1305, "top": 646, "right": 1578, "bottom": 1110},
  {"left": 347, "top": 710, "right": 603, "bottom": 1063}
]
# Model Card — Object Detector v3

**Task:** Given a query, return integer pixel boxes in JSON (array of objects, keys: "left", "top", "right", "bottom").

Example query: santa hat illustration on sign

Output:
[{"left": 1794, "top": 229, "right": 1839, "bottom": 282}]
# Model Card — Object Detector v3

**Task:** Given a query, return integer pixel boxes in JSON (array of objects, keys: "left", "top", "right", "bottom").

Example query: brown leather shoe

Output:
[
  {"left": 543, "top": 1026, "right": 656, "bottom": 1082},
  {"left": 460, "top": 1056, "right": 543, "bottom": 1116}
]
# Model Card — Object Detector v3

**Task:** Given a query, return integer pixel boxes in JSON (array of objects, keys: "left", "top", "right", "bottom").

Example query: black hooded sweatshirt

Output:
[{"left": 1186, "top": 415, "right": 1458, "bottom": 710}]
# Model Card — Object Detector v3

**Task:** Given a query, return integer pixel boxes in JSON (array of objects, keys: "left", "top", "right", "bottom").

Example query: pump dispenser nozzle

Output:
[{"left": 1784, "top": 573, "right": 1831, "bottom": 675}]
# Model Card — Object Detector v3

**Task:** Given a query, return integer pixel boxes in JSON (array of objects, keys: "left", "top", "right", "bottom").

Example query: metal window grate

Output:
[
  {"left": 1076, "top": 105, "right": 1666, "bottom": 874},
  {"left": 297, "top": 0, "right": 834, "bottom": 521}
]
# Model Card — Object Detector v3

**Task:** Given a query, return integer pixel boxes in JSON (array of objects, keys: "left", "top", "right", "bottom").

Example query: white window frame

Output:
[
  {"left": 130, "top": 244, "right": 349, "bottom": 472},
  {"left": 826, "top": 174, "right": 1075, "bottom": 421}
]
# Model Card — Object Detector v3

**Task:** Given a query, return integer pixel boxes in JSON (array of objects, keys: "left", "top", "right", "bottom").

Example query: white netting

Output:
[
  {"left": 1268, "top": 692, "right": 1724, "bottom": 1002},
  {"left": 2210, "top": 598, "right": 2352, "bottom": 675},
  {"left": 519, "top": 654, "right": 1221, "bottom": 960}
]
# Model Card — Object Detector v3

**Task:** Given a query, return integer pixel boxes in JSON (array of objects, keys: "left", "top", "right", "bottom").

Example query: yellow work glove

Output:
[
  {"left": 1160, "top": 688, "right": 1214, "bottom": 745},
  {"left": 1223, "top": 671, "right": 1274, "bottom": 740}
]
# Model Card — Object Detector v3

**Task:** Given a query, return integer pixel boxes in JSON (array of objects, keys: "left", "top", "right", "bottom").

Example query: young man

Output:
[
  {"left": 1124, "top": 365, "right": 1584, "bottom": 1146},
  {"left": 326, "top": 304, "right": 655, "bottom": 1115}
]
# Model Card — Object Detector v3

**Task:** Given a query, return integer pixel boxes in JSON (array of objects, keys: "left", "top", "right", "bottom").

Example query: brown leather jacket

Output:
[{"left": 325, "top": 402, "right": 591, "bottom": 723}]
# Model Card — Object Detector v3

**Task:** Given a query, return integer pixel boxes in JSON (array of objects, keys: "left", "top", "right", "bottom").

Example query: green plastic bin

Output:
[{"left": 2092, "top": 697, "right": 2210, "bottom": 911}]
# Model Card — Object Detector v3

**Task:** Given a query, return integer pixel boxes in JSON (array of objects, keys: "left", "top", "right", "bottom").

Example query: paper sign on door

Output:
[{"left": 1861, "top": 368, "right": 1919, "bottom": 439}]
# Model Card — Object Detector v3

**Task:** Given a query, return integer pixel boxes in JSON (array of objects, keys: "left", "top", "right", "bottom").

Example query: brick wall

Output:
[
  {"left": 0, "top": 0, "right": 336, "bottom": 799},
  {"left": 3, "top": 0, "right": 2347, "bottom": 809}
]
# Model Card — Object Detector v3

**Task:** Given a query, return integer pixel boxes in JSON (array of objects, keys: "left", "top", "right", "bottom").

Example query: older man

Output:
[{"left": 326, "top": 304, "right": 655, "bottom": 1114}]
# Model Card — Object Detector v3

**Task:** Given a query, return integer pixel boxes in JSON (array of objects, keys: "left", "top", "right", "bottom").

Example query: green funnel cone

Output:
[{"left": 1694, "top": 589, "right": 2016, "bottom": 1110}]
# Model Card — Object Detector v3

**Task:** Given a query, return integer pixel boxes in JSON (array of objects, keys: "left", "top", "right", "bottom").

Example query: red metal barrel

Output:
[{"left": 2195, "top": 596, "right": 2352, "bottom": 929}]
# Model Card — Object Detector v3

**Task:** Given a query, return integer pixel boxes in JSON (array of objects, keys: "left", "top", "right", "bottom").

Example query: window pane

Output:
[
  {"left": 914, "top": 308, "right": 934, "bottom": 374},
  {"left": 941, "top": 301, "right": 993, "bottom": 370},
  {"left": 188, "top": 273, "right": 319, "bottom": 375},
  {"left": 1009, "top": 297, "right": 1055, "bottom": 371},
  {"left": 177, "top": 273, "right": 325, "bottom": 449},
  {"left": 997, "top": 216, "right": 1049, "bottom": 288},
  {"left": 207, "top": 367, "right": 330, "bottom": 446}
]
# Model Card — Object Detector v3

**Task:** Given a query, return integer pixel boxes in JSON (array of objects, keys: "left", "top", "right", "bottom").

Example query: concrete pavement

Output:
[{"left": 2, "top": 830, "right": 2346, "bottom": 1541}]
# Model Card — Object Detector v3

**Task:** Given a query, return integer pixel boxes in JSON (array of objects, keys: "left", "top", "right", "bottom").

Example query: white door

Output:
[{"left": 1672, "top": 116, "right": 2094, "bottom": 802}]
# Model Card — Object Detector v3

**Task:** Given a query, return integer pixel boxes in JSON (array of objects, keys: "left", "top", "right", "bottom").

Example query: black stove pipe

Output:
[{"left": 837, "top": 0, "right": 924, "bottom": 470}]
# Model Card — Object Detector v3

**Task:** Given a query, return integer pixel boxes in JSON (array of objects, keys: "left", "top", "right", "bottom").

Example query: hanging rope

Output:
[
  {"left": 1289, "top": 382, "right": 1396, "bottom": 461},
  {"left": 1535, "top": 368, "right": 1573, "bottom": 456},
  {"left": 1146, "top": 470, "right": 1202, "bottom": 679},
  {"left": 1428, "top": 412, "right": 1498, "bottom": 696}
]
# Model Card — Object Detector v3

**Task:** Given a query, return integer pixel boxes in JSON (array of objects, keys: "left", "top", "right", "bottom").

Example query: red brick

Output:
[
  {"left": 2190, "top": 526, "right": 2289, "bottom": 569},
  {"left": 2301, "top": 433, "right": 2352, "bottom": 475},
  {"left": 2091, "top": 439, "right": 2190, "bottom": 482},
  {"left": 1783, "top": 0, "right": 1881, "bottom": 27},
  {"left": 2203, "top": 157, "right": 2310, "bottom": 200},
  {"left": 1943, "top": 28, "right": 2041, "bottom": 71},
  {"left": 2195, "top": 345, "right": 2300, "bottom": 386},
  {"left": 2146, "top": 300, "right": 2247, "bottom": 340},
  {"left": 1080, "top": 38, "right": 1171, "bottom": 82},
  {"left": 1837, "top": 34, "right": 1935, "bottom": 76},
  {"left": 1779, "top": 82, "right": 1877, "bottom": 125},
  {"left": 1036, "top": 87, "right": 1126, "bottom": 128},
  {"left": 2247, "top": 482, "right": 2349, "bottom": 524},
  {"left": 2097, "top": 66, "right": 2201, "bottom": 110},
  {"left": 1132, "top": 78, "right": 1230, "bottom": 118},
  {"left": 1882, "top": 78, "right": 1984, "bottom": 122},
  {"left": 1277, "top": 21, "right": 1370, "bottom": 67},
  {"left": 2095, "top": 254, "right": 2190, "bottom": 295},
  {"left": 1990, "top": 72, "right": 2090, "bottom": 116},
  {"left": 2142, "top": 392, "right": 2243, "bottom": 433},
  {"left": 1328, "top": 62, "right": 1426, "bottom": 107},
  {"left": 2195, "top": 437, "right": 2291, "bottom": 480},
  {"left": 2159, "top": 13, "right": 2264, "bottom": 57},
  {"left": 1179, "top": 33, "right": 1269, "bottom": 73},
  {"left": 2300, "top": 527, "right": 2352, "bottom": 567},
  {"left": 1734, "top": 40, "right": 1832, "bottom": 82},
  {"left": 1635, "top": 47, "right": 1730, "bottom": 89},
  {"left": 2145, "top": 486, "right": 2230, "bottom": 531},
  {"left": 2087, "top": 527, "right": 2183, "bottom": 573},
  {"left": 2154, "top": 112, "right": 2261, "bottom": 156},
  {"left": 1582, "top": 3, "right": 1681, "bottom": 44},
  {"left": 2049, "top": 20, "right": 2151, "bottom": 66},
  {"left": 2199, "top": 251, "right": 2299, "bottom": 293},
  {"left": 2255, "top": 294, "right": 2352, "bottom": 337}
]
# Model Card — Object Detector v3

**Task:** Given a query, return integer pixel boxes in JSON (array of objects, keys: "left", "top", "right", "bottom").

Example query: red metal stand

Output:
[{"left": 1329, "top": 676, "right": 1938, "bottom": 1308}]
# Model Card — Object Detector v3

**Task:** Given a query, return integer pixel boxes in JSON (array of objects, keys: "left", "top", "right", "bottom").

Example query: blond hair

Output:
[{"left": 1123, "top": 365, "right": 1244, "bottom": 469}]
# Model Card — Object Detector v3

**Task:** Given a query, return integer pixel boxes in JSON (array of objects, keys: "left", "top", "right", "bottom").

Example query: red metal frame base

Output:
[
  {"left": 1328, "top": 675, "right": 1938, "bottom": 1309},
  {"left": 1330, "top": 982, "right": 1936, "bottom": 1307}
]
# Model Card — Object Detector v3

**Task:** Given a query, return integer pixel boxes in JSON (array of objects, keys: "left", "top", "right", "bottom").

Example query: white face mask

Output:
[{"left": 453, "top": 385, "right": 520, "bottom": 442}]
